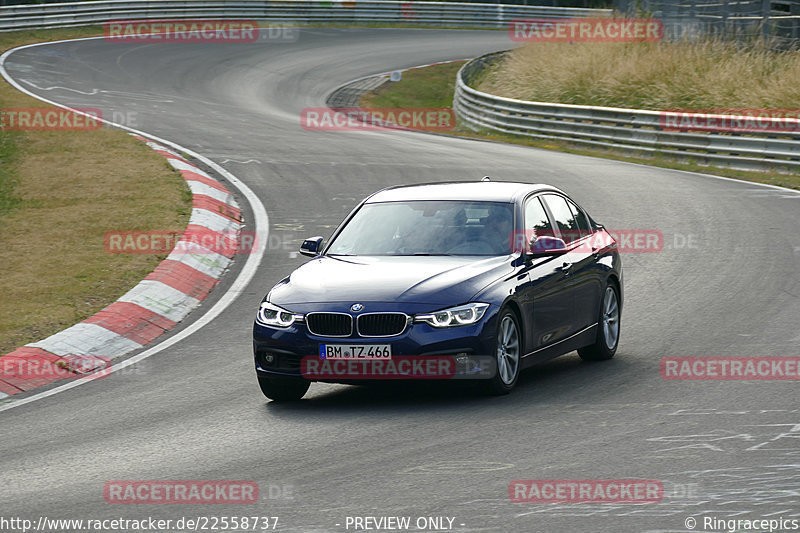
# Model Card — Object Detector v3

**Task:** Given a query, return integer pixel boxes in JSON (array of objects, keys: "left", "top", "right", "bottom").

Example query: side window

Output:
[
  {"left": 541, "top": 194, "right": 579, "bottom": 244},
  {"left": 567, "top": 199, "right": 592, "bottom": 238},
  {"left": 523, "top": 197, "right": 554, "bottom": 250}
]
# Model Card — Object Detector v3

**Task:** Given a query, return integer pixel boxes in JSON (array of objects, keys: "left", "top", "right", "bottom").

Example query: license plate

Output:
[{"left": 320, "top": 344, "right": 392, "bottom": 359}]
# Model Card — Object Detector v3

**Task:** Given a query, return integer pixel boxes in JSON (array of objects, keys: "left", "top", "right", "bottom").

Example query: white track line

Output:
[{"left": 0, "top": 36, "right": 269, "bottom": 413}]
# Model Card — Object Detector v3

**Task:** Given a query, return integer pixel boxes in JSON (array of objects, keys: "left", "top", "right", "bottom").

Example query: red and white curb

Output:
[{"left": 0, "top": 135, "right": 242, "bottom": 398}]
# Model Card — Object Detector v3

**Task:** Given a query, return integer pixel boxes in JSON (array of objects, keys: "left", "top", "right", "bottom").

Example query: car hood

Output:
[{"left": 268, "top": 255, "right": 513, "bottom": 308}]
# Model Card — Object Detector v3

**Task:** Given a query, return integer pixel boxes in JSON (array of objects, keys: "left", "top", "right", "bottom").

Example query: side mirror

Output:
[
  {"left": 528, "top": 235, "right": 568, "bottom": 257},
  {"left": 299, "top": 236, "right": 324, "bottom": 257}
]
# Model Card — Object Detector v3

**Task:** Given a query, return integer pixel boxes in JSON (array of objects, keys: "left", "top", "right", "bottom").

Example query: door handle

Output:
[{"left": 558, "top": 262, "right": 572, "bottom": 275}]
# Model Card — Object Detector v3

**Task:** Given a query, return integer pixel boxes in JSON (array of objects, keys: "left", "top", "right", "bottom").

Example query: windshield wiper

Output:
[
  {"left": 397, "top": 253, "right": 454, "bottom": 256},
  {"left": 329, "top": 253, "right": 454, "bottom": 257}
]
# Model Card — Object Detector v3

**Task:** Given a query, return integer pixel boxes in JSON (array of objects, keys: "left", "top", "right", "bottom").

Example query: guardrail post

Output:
[{"left": 721, "top": 0, "right": 728, "bottom": 39}]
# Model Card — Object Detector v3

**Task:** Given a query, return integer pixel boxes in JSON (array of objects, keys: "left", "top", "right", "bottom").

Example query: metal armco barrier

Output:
[
  {"left": 615, "top": 0, "right": 800, "bottom": 44},
  {"left": 0, "top": 1, "right": 608, "bottom": 32},
  {"left": 454, "top": 51, "right": 800, "bottom": 171}
]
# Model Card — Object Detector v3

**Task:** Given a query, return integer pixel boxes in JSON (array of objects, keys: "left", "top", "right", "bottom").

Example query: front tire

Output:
[
  {"left": 257, "top": 374, "right": 310, "bottom": 401},
  {"left": 578, "top": 283, "right": 621, "bottom": 361},
  {"left": 483, "top": 309, "right": 522, "bottom": 395}
]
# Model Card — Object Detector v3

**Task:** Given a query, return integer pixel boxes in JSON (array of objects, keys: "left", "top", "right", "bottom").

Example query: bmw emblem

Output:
[{"left": 350, "top": 303, "right": 364, "bottom": 313}]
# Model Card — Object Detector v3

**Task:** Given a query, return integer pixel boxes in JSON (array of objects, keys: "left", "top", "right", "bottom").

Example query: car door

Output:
[
  {"left": 565, "top": 198, "right": 605, "bottom": 330},
  {"left": 540, "top": 194, "right": 603, "bottom": 333},
  {"left": 518, "top": 195, "right": 575, "bottom": 353}
]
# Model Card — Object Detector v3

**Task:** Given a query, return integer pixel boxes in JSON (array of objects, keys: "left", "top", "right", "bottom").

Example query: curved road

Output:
[{"left": 1, "top": 28, "right": 799, "bottom": 532}]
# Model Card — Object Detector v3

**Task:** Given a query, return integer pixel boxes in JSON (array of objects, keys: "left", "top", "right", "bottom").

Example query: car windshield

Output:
[{"left": 326, "top": 200, "right": 515, "bottom": 256}]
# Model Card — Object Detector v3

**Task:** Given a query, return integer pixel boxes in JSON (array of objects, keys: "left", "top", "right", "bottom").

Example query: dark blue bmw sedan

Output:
[{"left": 253, "top": 180, "right": 622, "bottom": 400}]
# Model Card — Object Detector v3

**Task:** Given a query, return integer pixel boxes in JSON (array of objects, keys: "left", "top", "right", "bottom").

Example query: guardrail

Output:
[
  {"left": 0, "top": 1, "right": 609, "bottom": 32},
  {"left": 454, "top": 51, "right": 800, "bottom": 172},
  {"left": 615, "top": 0, "right": 800, "bottom": 43}
]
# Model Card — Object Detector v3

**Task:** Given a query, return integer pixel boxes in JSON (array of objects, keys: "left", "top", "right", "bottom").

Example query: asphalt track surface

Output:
[{"left": 2, "top": 28, "right": 800, "bottom": 533}]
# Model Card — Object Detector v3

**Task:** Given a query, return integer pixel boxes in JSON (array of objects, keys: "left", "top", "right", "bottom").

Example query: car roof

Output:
[{"left": 365, "top": 181, "right": 564, "bottom": 204}]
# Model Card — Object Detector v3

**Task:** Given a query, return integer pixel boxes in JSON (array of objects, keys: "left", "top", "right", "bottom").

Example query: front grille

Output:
[
  {"left": 357, "top": 313, "right": 408, "bottom": 337},
  {"left": 306, "top": 313, "right": 352, "bottom": 336}
]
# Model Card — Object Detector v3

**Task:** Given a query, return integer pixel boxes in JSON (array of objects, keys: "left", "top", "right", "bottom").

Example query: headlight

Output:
[
  {"left": 256, "top": 302, "right": 302, "bottom": 328},
  {"left": 415, "top": 303, "right": 490, "bottom": 328}
]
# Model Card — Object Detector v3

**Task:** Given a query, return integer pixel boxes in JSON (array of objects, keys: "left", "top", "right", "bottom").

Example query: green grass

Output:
[
  {"left": 361, "top": 61, "right": 465, "bottom": 109},
  {"left": 0, "top": 130, "right": 22, "bottom": 217}
]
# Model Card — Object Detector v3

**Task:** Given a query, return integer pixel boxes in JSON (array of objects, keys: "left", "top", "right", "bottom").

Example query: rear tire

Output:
[
  {"left": 578, "top": 282, "right": 620, "bottom": 361},
  {"left": 482, "top": 309, "right": 521, "bottom": 395},
  {"left": 257, "top": 374, "right": 310, "bottom": 401}
]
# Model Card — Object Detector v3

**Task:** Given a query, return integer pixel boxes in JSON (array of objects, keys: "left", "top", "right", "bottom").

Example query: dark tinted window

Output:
[
  {"left": 542, "top": 194, "right": 580, "bottom": 244},
  {"left": 523, "top": 197, "right": 554, "bottom": 250},
  {"left": 567, "top": 199, "right": 592, "bottom": 238}
]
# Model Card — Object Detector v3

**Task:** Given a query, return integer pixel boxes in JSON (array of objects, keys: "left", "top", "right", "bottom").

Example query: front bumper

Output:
[{"left": 253, "top": 302, "right": 499, "bottom": 381}]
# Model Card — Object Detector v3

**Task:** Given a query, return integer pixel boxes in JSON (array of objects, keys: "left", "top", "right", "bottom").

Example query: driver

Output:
[{"left": 485, "top": 206, "right": 513, "bottom": 254}]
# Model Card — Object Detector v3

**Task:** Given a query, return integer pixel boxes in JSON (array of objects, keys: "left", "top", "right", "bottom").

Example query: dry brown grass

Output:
[
  {"left": 477, "top": 39, "right": 800, "bottom": 110},
  {"left": 0, "top": 27, "right": 191, "bottom": 354},
  {"left": 359, "top": 54, "right": 800, "bottom": 191}
]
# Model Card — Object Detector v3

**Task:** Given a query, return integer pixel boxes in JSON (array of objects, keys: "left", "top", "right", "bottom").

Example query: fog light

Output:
[{"left": 264, "top": 353, "right": 275, "bottom": 364}]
